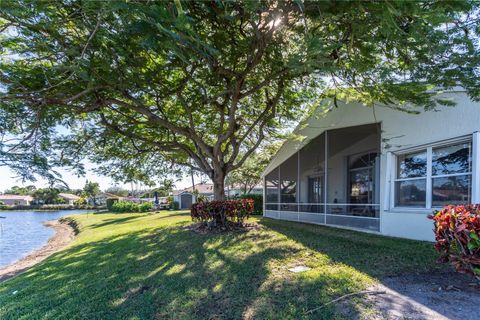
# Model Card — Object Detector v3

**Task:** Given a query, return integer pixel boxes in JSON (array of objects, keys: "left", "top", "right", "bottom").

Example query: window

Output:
[
  {"left": 394, "top": 140, "right": 472, "bottom": 208},
  {"left": 395, "top": 151, "right": 427, "bottom": 207},
  {"left": 432, "top": 143, "right": 471, "bottom": 206}
]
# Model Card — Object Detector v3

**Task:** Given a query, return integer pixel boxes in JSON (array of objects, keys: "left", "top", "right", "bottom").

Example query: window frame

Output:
[{"left": 392, "top": 137, "right": 473, "bottom": 210}]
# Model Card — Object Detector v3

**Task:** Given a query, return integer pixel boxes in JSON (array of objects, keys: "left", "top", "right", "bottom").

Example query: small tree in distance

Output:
[
  {"left": 82, "top": 181, "right": 101, "bottom": 206},
  {"left": 227, "top": 143, "right": 281, "bottom": 195}
]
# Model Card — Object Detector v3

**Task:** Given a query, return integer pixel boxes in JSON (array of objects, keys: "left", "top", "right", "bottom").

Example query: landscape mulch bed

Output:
[{"left": 187, "top": 222, "right": 262, "bottom": 235}]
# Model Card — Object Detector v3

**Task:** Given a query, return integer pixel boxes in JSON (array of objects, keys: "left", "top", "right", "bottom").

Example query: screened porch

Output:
[{"left": 264, "top": 123, "right": 381, "bottom": 231}]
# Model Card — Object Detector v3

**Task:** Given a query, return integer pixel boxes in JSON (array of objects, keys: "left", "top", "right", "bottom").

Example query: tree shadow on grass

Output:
[
  {"left": 257, "top": 217, "right": 469, "bottom": 319},
  {"left": 89, "top": 212, "right": 189, "bottom": 229},
  {"left": 89, "top": 215, "right": 148, "bottom": 228},
  {"left": 257, "top": 217, "right": 439, "bottom": 279},
  {"left": 0, "top": 215, "right": 433, "bottom": 320},
  {"left": 0, "top": 227, "right": 304, "bottom": 319}
]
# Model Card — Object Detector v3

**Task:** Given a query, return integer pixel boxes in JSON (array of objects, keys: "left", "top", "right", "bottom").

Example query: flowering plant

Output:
[
  {"left": 429, "top": 205, "right": 480, "bottom": 278},
  {"left": 191, "top": 199, "right": 254, "bottom": 228}
]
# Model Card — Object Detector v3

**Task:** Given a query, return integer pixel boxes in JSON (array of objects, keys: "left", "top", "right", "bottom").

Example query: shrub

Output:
[
  {"left": 111, "top": 200, "right": 153, "bottom": 213},
  {"left": 191, "top": 199, "right": 254, "bottom": 229},
  {"left": 74, "top": 197, "right": 88, "bottom": 206},
  {"left": 429, "top": 205, "right": 480, "bottom": 278},
  {"left": 106, "top": 198, "right": 119, "bottom": 211},
  {"left": 171, "top": 201, "right": 179, "bottom": 210},
  {"left": 55, "top": 197, "right": 66, "bottom": 204},
  {"left": 138, "top": 202, "right": 153, "bottom": 212},
  {"left": 196, "top": 194, "right": 209, "bottom": 203},
  {"left": 238, "top": 194, "right": 263, "bottom": 215}
]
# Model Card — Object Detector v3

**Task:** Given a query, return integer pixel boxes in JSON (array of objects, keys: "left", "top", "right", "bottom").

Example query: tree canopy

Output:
[
  {"left": 226, "top": 142, "right": 280, "bottom": 195},
  {"left": 32, "top": 187, "right": 61, "bottom": 204},
  {"left": 3, "top": 185, "right": 36, "bottom": 195},
  {"left": 82, "top": 180, "right": 101, "bottom": 203},
  {"left": 1, "top": 1, "right": 479, "bottom": 199}
]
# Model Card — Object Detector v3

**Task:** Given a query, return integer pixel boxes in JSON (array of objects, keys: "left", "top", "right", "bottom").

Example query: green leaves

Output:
[
  {"left": 0, "top": 0, "right": 479, "bottom": 192},
  {"left": 468, "top": 232, "right": 480, "bottom": 251}
]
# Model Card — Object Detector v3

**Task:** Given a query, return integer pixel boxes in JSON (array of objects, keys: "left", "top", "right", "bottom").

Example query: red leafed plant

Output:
[
  {"left": 191, "top": 199, "right": 254, "bottom": 230},
  {"left": 429, "top": 205, "right": 480, "bottom": 278}
]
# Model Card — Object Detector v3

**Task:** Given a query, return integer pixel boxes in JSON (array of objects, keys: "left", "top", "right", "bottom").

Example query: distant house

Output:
[
  {"left": 225, "top": 184, "right": 263, "bottom": 198},
  {"left": 90, "top": 192, "right": 121, "bottom": 206},
  {"left": 58, "top": 193, "right": 81, "bottom": 205},
  {"left": 0, "top": 194, "right": 34, "bottom": 205},
  {"left": 172, "top": 183, "right": 214, "bottom": 209}
]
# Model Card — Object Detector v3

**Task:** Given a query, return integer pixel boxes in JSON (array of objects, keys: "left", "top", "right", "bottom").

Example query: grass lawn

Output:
[{"left": 0, "top": 211, "right": 439, "bottom": 319}]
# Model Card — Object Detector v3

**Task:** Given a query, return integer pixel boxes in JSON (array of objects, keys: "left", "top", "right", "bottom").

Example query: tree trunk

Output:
[{"left": 213, "top": 171, "right": 226, "bottom": 201}]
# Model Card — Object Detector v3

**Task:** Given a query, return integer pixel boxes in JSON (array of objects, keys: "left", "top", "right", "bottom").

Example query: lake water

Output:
[{"left": 0, "top": 210, "right": 90, "bottom": 268}]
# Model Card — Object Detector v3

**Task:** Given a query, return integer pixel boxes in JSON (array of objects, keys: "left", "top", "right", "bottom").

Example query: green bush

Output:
[
  {"left": 196, "top": 194, "right": 209, "bottom": 203},
  {"left": 171, "top": 201, "right": 179, "bottom": 210},
  {"left": 106, "top": 198, "right": 119, "bottom": 211},
  {"left": 55, "top": 197, "right": 66, "bottom": 204},
  {"left": 111, "top": 200, "right": 153, "bottom": 213},
  {"left": 111, "top": 201, "right": 134, "bottom": 212},
  {"left": 74, "top": 197, "right": 88, "bottom": 206},
  {"left": 138, "top": 202, "right": 153, "bottom": 212},
  {"left": 238, "top": 194, "right": 263, "bottom": 215}
]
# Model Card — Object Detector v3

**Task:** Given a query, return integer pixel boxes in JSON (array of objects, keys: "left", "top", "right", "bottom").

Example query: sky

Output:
[{"left": 0, "top": 160, "right": 199, "bottom": 193}]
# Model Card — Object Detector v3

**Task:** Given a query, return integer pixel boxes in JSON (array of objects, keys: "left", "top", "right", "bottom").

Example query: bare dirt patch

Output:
[
  {"left": 343, "top": 271, "right": 480, "bottom": 320},
  {"left": 0, "top": 219, "right": 76, "bottom": 282}
]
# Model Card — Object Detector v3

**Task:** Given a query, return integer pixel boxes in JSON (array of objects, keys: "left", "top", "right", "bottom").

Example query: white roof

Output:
[
  {"left": 0, "top": 194, "right": 34, "bottom": 201},
  {"left": 59, "top": 193, "right": 81, "bottom": 200}
]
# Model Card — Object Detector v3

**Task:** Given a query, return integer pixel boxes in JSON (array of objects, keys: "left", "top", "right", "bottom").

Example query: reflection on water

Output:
[{"left": 0, "top": 210, "right": 89, "bottom": 267}]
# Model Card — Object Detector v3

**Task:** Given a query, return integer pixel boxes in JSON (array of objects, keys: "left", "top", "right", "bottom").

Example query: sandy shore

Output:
[{"left": 0, "top": 220, "right": 76, "bottom": 282}]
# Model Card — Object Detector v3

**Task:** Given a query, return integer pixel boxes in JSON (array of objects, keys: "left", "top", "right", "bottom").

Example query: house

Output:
[
  {"left": 172, "top": 183, "right": 215, "bottom": 209},
  {"left": 262, "top": 89, "right": 480, "bottom": 241},
  {"left": 58, "top": 193, "right": 81, "bottom": 205},
  {"left": 0, "top": 194, "right": 34, "bottom": 205},
  {"left": 225, "top": 184, "right": 263, "bottom": 197},
  {"left": 89, "top": 192, "right": 124, "bottom": 206}
]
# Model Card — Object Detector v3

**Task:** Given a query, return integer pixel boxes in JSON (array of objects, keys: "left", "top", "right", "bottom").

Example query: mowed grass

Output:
[{"left": 0, "top": 211, "right": 439, "bottom": 319}]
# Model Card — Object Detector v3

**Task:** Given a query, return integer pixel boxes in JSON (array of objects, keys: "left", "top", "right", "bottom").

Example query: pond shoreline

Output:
[{"left": 0, "top": 220, "right": 76, "bottom": 282}]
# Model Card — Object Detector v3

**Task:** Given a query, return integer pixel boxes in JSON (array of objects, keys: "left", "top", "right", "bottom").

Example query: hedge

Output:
[{"left": 111, "top": 201, "right": 153, "bottom": 213}]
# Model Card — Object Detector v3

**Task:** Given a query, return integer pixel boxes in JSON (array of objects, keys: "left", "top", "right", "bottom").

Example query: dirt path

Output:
[
  {"left": 0, "top": 220, "right": 76, "bottom": 282},
  {"left": 361, "top": 272, "right": 480, "bottom": 320}
]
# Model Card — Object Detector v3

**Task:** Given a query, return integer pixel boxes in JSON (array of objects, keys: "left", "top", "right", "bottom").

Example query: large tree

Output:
[{"left": 0, "top": 1, "right": 479, "bottom": 200}]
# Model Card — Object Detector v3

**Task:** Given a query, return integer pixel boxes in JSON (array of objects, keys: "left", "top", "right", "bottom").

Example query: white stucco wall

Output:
[
  {"left": 0, "top": 199, "right": 30, "bottom": 205},
  {"left": 263, "top": 90, "right": 480, "bottom": 241},
  {"left": 380, "top": 211, "right": 435, "bottom": 241}
]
